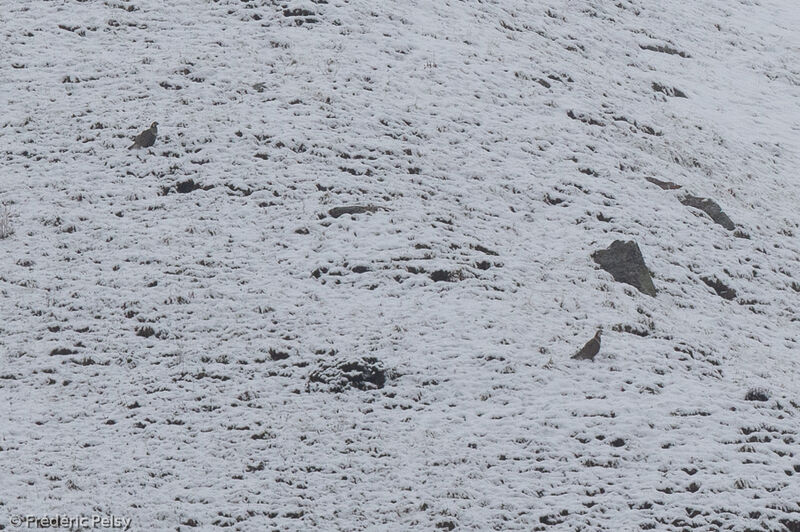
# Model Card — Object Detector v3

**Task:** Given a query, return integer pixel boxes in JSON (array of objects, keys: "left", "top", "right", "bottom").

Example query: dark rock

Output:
[
  {"left": 268, "top": 348, "right": 290, "bottom": 361},
  {"left": 638, "top": 124, "right": 660, "bottom": 136},
  {"left": 539, "top": 515, "right": 563, "bottom": 526},
  {"left": 283, "top": 8, "right": 315, "bottom": 17},
  {"left": 612, "top": 324, "right": 650, "bottom": 337},
  {"left": 781, "top": 519, "right": 800, "bottom": 532},
  {"left": 225, "top": 184, "right": 252, "bottom": 196},
  {"left": 610, "top": 438, "right": 625, "bottom": 447},
  {"left": 566, "top": 109, "right": 604, "bottom": 126},
  {"left": 639, "top": 43, "right": 691, "bottom": 58},
  {"left": 135, "top": 326, "right": 155, "bottom": 338},
  {"left": 745, "top": 388, "right": 770, "bottom": 402},
  {"left": 49, "top": 347, "right": 77, "bottom": 356},
  {"left": 176, "top": 179, "right": 210, "bottom": 194},
  {"left": 308, "top": 357, "right": 390, "bottom": 392},
  {"left": 593, "top": 240, "right": 656, "bottom": 297},
  {"left": 645, "top": 176, "right": 682, "bottom": 190},
  {"left": 328, "top": 205, "right": 379, "bottom": 218},
  {"left": 652, "top": 82, "right": 688, "bottom": 98},
  {"left": 701, "top": 276, "right": 737, "bottom": 300},
  {"left": 430, "top": 270, "right": 463, "bottom": 282},
  {"left": 679, "top": 195, "right": 736, "bottom": 230},
  {"left": 161, "top": 179, "right": 214, "bottom": 195}
]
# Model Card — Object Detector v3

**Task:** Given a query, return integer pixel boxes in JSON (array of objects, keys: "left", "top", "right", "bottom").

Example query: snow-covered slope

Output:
[{"left": 2, "top": 0, "right": 800, "bottom": 529}]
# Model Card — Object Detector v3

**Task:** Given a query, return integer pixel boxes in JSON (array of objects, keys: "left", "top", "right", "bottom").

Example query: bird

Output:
[
  {"left": 571, "top": 329, "right": 602, "bottom": 360},
  {"left": 128, "top": 121, "right": 158, "bottom": 149}
]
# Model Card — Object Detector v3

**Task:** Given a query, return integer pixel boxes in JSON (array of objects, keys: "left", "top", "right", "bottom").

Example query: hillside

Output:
[{"left": 2, "top": 0, "right": 800, "bottom": 530}]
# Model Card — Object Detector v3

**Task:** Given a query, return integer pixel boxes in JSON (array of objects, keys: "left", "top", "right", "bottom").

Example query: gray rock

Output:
[
  {"left": 651, "top": 82, "right": 688, "bottom": 98},
  {"left": 679, "top": 195, "right": 735, "bottom": 231},
  {"left": 307, "top": 356, "right": 389, "bottom": 392},
  {"left": 328, "top": 205, "right": 380, "bottom": 218},
  {"left": 701, "top": 276, "right": 737, "bottom": 300},
  {"left": 645, "top": 176, "right": 682, "bottom": 190},
  {"left": 430, "top": 269, "right": 465, "bottom": 282},
  {"left": 593, "top": 240, "right": 656, "bottom": 297}
]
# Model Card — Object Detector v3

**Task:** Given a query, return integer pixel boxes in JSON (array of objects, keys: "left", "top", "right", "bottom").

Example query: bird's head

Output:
[{"left": 151, "top": 121, "right": 159, "bottom": 129}]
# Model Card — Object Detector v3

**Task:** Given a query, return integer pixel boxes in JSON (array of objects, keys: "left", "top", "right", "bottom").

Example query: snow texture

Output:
[{"left": 1, "top": 0, "right": 800, "bottom": 530}]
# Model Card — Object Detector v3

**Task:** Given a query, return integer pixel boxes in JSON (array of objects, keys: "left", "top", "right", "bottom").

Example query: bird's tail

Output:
[{"left": 128, "top": 143, "right": 136, "bottom": 150}]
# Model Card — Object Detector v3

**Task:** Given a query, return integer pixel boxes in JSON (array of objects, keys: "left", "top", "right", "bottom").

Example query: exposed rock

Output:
[
  {"left": 328, "top": 205, "right": 380, "bottom": 218},
  {"left": 284, "top": 8, "right": 315, "bottom": 17},
  {"left": 283, "top": 8, "right": 318, "bottom": 25},
  {"left": 49, "top": 347, "right": 77, "bottom": 356},
  {"left": 308, "top": 356, "right": 390, "bottom": 392},
  {"left": 612, "top": 324, "right": 651, "bottom": 337},
  {"left": 430, "top": 269, "right": 464, "bottom": 282},
  {"left": 612, "top": 115, "right": 661, "bottom": 136},
  {"left": 135, "top": 326, "right": 155, "bottom": 338},
  {"left": 781, "top": 519, "right": 800, "bottom": 532},
  {"left": 161, "top": 179, "right": 215, "bottom": 195},
  {"left": 652, "top": 82, "right": 688, "bottom": 98},
  {"left": 680, "top": 195, "right": 736, "bottom": 230},
  {"left": 645, "top": 176, "right": 682, "bottom": 190},
  {"left": 701, "top": 276, "right": 737, "bottom": 300},
  {"left": 744, "top": 388, "right": 770, "bottom": 402},
  {"left": 593, "top": 240, "right": 656, "bottom": 297},
  {"left": 471, "top": 244, "right": 498, "bottom": 256},
  {"left": 268, "top": 348, "right": 290, "bottom": 361},
  {"left": 566, "top": 109, "right": 604, "bottom": 126},
  {"left": 639, "top": 43, "right": 691, "bottom": 58}
]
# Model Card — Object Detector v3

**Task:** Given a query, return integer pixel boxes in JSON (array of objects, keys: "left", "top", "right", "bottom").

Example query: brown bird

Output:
[
  {"left": 128, "top": 121, "right": 158, "bottom": 149},
  {"left": 572, "top": 329, "right": 602, "bottom": 360}
]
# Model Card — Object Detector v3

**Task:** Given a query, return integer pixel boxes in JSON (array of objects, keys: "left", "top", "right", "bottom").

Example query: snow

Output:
[{"left": 1, "top": 0, "right": 799, "bottom": 529}]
